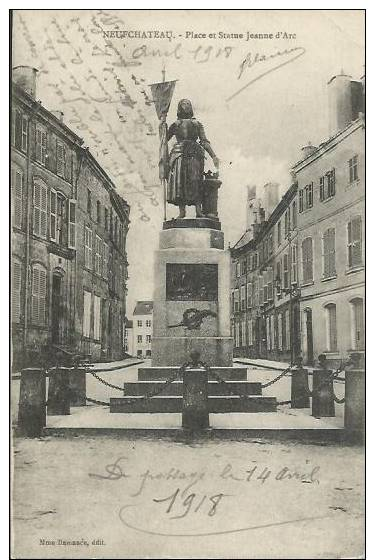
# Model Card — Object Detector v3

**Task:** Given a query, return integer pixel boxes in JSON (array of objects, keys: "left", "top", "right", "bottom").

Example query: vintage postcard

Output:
[{"left": 11, "top": 9, "right": 365, "bottom": 559}]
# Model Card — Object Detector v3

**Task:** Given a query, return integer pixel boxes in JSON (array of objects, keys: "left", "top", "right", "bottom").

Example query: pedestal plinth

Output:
[
  {"left": 151, "top": 220, "right": 233, "bottom": 368},
  {"left": 182, "top": 368, "right": 209, "bottom": 430}
]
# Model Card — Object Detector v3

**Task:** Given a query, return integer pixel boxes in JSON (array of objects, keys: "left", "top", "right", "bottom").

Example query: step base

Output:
[
  {"left": 138, "top": 366, "right": 247, "bottom": 381},
  {"left": 110, "top": 396, "right": 277, "bottom": 413},
  {"left": 123, "top": 381, "right": 262, "bottom": 396}
]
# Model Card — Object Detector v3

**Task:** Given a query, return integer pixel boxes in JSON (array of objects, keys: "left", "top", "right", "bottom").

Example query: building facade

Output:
[
  {"left": 11, "top": 66, "right": 130, "bottom": 368},
  {"left": 132, "top": 301, "right": 153, "bottom": 358},
  {"left": 230, "top": 70, "right": 365, "bottom": 367}
]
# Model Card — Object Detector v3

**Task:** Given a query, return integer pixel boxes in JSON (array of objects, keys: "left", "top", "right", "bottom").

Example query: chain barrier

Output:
[
  {"left": 261, "top": 366, "right": 292, "bottom": 389},
  {"left": 89, "top": 369, "right": 125, "bottom": 392}
]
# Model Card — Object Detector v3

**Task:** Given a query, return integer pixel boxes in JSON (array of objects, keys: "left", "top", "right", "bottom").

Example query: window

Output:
[
  {"left": 103, "top": 242, "right": 109, "bottom": 278},
  {"left": 234, "top": 289, "right": 239, "bottom": 311},
  {"left": 323, "top": 228, "right": 336, "bottom": 278},
  {"left": 84, "top": 226, "right": 93, "bottom": 269},
  {"left": 93, "top": 295, "right": 101, "bottom": 340},
  {"left": 33, "top": 180, "right": 47, "bottom": 238},
  {"left": 235, "top": 322, "right": 240, "bottom": 348},
  {"left": 252, "top": 253, "right": 258, "bottom": 270},
  {"left": 104, "top": 208, "right": 109, "bottom": 231},
  {"left": 137, "top": 335, "right": 143, "bottom": 344},
  {"left": 350, "top": 298, "right": 364, "bottom": 350},
  {"left": 270, "top": 315, "right": 275, "bottom": 350},
  {"left": 12, "top": 166, "right": 23, "bottom": 229},
  {"left": 247, "top": 282, "right": 252, "bottom": 308},
  {"left": 241, "top": 319, "right": 246, "bottom": 347},
  {"left": 268, "top": 232, "right": 273, "bottom": 256},
  {"left": 68, "top": 200, "right": 76, "bottom": 249},
  {"left": 21, "top": 116, "right": 28, "bottom": 152},
  {"left": 259, "top": 275, "right": 264, "bottom": 305},
  {"left": 301, "top": 237, "right": 313, "bottom": 283},
  {"left": 12, "top": 259, "right": 22, "bottom": 323},
  {"left": 277, "top": 221, "right": 281, "bottom": 245},
  {"left": 320, "top": 170, "right": 335, "bottom": 200},
  {"left": 95, "top": 235, "right": 103, "bottom": 275},
  {"left": 248, "top": 317, "right": 253, "bottom": 346},
  {"left": 146, "top": 319, "right": 152, "bottom": 328},
  {"left": 267, "top": 267, "right": 273, "bottom": 301},
  {"left": 50, "top": 190, "right": 57, "bottom": 242},
  {"left": 276, "top": 261, "right": 282, "bottom": 295},
  {"left": 87, "top": 189, "right": 92, "bottom": 216},
  {"left": 36, "top": 126, "right": 47, "bottom": 166},
  {"left": 97, "top": 200, "right": 101, "bottom": 224},
  {"left": 146, "top": 335, "right": 151, "bottom": 343},
  {"left": 305, "top": 183, "right": 313, "bottom": 209},
  {"left": 56, "top": 194, "right": 66, "bottom": 245},
  {"left": 236, "top": 262, "right": 240, "bottom": 277},
  {"left": 31, "top": 264, "right": 47, "bottom": 326},
  {"left": 319, "top": 176, "right": 325, "bottom": 201},
  {"left": 284, "top": 208, "right": 290, "bottom": 238},
  {"left": 56, "top": 141, "right": 66, "bottom": 177},
  {"left": 299, "top": 189, "right": 304, "bottom": 213},
  {"left": 283, "top": 254, "right": 289, "bottom": 289},
  {"left": 292, "top": 201, "right": 297, "bottom": 229},
  {"left": 326, "top": 304, "right": 337, "bottom": 351},
  {"left": 291, "top": 244, "right": 297, "bottom": 284},
  {"left": 240, "top": 285, "right": 246, "bottom": 310},
  {"left": 349, "top": 155, "right": 359, "bottom": 183},
  {"left": 83, "top": 290, "right": 91, "bottom": 337},
  {"left": 137, "top": 320, "right": 142, "bottom": 327},
  {"left": 241, "top": 259, "right": 247, "bottom": 275},
  {"left": 278, "top": 313, "right": 283, "bottom": 350},
  {"left": 14, "top": 111, "right": 28, "bottom": 152},
  {"left": 348, "top": 216, "right": 362, "bottom": 268}
]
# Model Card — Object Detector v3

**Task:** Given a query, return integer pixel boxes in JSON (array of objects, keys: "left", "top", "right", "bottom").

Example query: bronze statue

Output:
[{"left": 163, "top": 99, "right": 219, "bottom": 219}]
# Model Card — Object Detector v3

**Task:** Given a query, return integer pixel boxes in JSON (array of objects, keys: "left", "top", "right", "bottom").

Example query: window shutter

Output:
[
  {"left": 36, "top": 128, "right": 42, "bottom": 162},
  {"left": 15, "top": 111, "right": 22, "bottom": 149},
  {"left": 83, "top": 291, "right": 91, "bottom": 337},
  {"left": 50, "top": 189, "right": 57, "bottom": 241},
  {"left": 94, "top": 295, "right": 101, "bottom": 340},
  {"left": 68, "top": 200, "right": 76, "bottom": 249},
  {"left": 40, "top": 184, "right": 47, "bottom": 238},
  {"left": 33, "top": 182, "right": 41, "bottom": 236},
  {"left": 12, "top": 260, "right": 22, "bottom": 322},
  {"left": 42, "top": 131, "right": 47, "bottom": 166},
  {"left": 351, "top": 217, "right": 362, "bottom": 267},
  {"left": 12, "top": 168, "right": 23, "bottom": 228},
  {"left": 39, "top": 268, "right": 46, "bottom": 325}
]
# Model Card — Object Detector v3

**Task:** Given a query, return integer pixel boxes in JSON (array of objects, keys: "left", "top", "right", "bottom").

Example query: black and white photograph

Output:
[{"left": 10, "top": 9, "right": 365, "bottom": 559}]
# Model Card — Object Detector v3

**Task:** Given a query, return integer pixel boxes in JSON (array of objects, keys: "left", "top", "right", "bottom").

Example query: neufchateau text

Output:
[{"left": 102, "top": 30, "right": 297, "bottom": 41}]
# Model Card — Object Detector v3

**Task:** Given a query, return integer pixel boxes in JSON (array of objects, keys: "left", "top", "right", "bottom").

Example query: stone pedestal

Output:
[
  {"left": 47, "top": 367, "right": 71, "bottom": 416},
  {"left": 344, "top": 369, "right": 365, "bottom": 433},
  {"left": 18, "top": 368, "right": 46, "bottom": 437},
  {"left": 151, "top": 220, "right": 233, "bottom": 367},
  {"left": 312, "top": 368, "right": 335, "bottom": 418}
]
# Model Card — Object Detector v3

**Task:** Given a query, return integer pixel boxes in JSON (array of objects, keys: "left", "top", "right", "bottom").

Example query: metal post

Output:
[
  {"left": 47, "top": 367, "right": 71, "bottom": 416},
  {"left": 18, "top": 368, "right": 46, "bottom": 437}
]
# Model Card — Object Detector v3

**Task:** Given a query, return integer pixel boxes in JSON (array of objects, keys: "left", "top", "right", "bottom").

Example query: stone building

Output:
[
  {"left": 231, "top": 182, "right": 299, "bottom": 364},
  {"left": 292, "top": 72, "right": 365, "bottom": 367},
  {"left": 11, "top": 66, "right": 130, "bottom": 368},
  {"left": 230, "top": 70, "right": 365, "bottom": 367},
  {"left": 132, "top": 301, "right": 153, "bottom": 358}
]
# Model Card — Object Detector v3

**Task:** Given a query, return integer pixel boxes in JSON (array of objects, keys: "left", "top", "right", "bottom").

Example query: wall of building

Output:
[{"left": 133, "top": 314, "right": 153, "bottom": 357}]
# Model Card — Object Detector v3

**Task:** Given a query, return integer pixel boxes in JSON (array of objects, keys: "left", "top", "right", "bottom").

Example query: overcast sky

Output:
[{"left": 13, "top": 10, "right": 365, "bottom": 315}]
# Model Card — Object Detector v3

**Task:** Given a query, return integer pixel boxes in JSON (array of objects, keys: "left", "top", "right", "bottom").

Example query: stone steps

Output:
[
  {"left": 138, "top": 366, "right": 247, "bottom": 381},
  {"left": 110, "top": 396, "right": 277, "bottom": 413},
  {"left": 123, "top": 381, "right": 262, "bottom": 396}
]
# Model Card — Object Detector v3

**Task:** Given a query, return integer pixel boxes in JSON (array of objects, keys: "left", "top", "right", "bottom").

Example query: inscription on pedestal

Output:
[{"left": 166, "top": 264, "right": 218, "bottom": 301}]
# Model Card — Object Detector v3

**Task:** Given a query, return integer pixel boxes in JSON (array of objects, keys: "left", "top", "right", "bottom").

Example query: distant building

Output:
[
  {"left": 133, "top": 301, "right": 153, "bottom": 358},
  {"left": 11, "top": 66, "right": 130, "bottom": 368},
  {"left": 124, "top": 318, "right": 133, "bottom": 356}
]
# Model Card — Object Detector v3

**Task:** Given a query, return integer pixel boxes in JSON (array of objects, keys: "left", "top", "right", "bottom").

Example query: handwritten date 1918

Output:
[{"left": 153, "top": 488, "right": 228, "bottom": 520}]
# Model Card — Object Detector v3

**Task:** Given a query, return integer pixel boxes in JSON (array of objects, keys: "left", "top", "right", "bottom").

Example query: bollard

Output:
[
  {"left": 69, "top": 367, "right": 87, "bottom": 407},
  {"left": 311, "top": 355, "right": 335, "bottom": 418},
  {"left": 18, "top": 368, "right": 46, "bottom": 437},
  {"left": 291, "top": 356, "right": 310, "bottom": 408},
  {"left": 182, "top": 357, "right": 209, "bottom": 431},
  {"left": 344, "top": 368, "right": 365, "bottom": 437},
  {"left": 47, "top": 367, "right": 71, "bottom": 416}
]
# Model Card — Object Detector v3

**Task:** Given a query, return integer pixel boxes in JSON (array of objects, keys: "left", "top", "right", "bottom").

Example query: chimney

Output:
[
  {"left": 13, "top": 66, "right": 38, "bottom": 98},
  {"left": 246, "top": 185, "right": 258, "bottom": 231},
  {"left": 301, "top": 142, "right": 318, "bottom": 159},
  {"left": 51, "top": 110, "right": 64, "bottom": 122},
  {"left": 327, "top": 70, "right": 363, "bottom": 136},
  {"left": 263, "top": 182, "right": 280, "bottom": 219}
]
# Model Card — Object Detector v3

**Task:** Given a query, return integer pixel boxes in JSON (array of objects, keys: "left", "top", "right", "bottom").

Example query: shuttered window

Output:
[
  {"left": 50, "top": 189, "right": 57, "bottom": 242},
  {"left": 12, "top": 259, "right": 22, "bottom": 323},
  {"left": 278, "top": 314, "right": 283, "bottom": 350},
  {"left": 95, "top": 235, "right": 103, "bottom": 276},
  {"left": 31, "top": 264, "right": 47, "bottom": 326},
  {"left": 12, "top": 167, "right": 23, "bottom": 229},
  {"left": 56, "top": 141, "right": 66, "bottom": 177},
  {"left": 323, "top": 228, "right": 336, "bottom": 278},
  {"left": 351, "top": 298, "right": 364, "bottom": 350},
  {"left": 348, "top": 216, "right": 362, "bottom": 268},
  {"left": 240, "top": 285, "right": 246, "bottom": 310},
  {"left": 36, "top": 126, "right": 47, "bottom": 165},
  {"left": 33, "top": 180, "right": 47, "bottom": 238},
  {"left": 83, "top": 291, "right": 91, "bottom": 337},
  {"left": 292, "top": 244, "right": 298, "bottom": 284},
  {"left": 285, "top": 310, "right": 290, "bottom": 350},
  {"left": 21, "top": 116, "right": 28, "bottom": 152},
  {"left": 68, "top": 200, "right": 76, "bottom": 249},
  {"left": 93, "top": 295, "right": 101, "bottom": 340},
  {"left": 103, "top": 242, "right": 109, "bottom": 279},
  {"left": 247, "top": 282, "right": 252, "bottom": 308},
  {"left": 302, "top": 237, "right": 313, "bottom": 283},
  {"left": 283, "top": 254, "right": 289, "bottom": 289},
  {"left": 326, "top": 304, "right": 337, "bottom": 351},
  {"left": 84, "top": 226, "right": 93, "bottom": 269}
]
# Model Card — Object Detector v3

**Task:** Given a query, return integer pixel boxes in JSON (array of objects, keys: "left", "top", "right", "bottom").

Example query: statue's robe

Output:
[{"left": 167, "top": 118, "right": 212, "bottom": 206}]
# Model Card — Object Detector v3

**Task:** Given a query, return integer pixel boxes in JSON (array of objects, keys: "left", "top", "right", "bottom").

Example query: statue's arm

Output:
[
  {"left": 198, "top": 122, "right": 219, "bottom": 169},
  {"left": 167, "top": 121, "right": 176, "bottom": 141}
]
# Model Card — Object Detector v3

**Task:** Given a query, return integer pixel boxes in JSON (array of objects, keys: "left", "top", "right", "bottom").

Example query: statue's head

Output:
[{"left": 177, "top": 99, "right": 194, "bottom": 119}]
